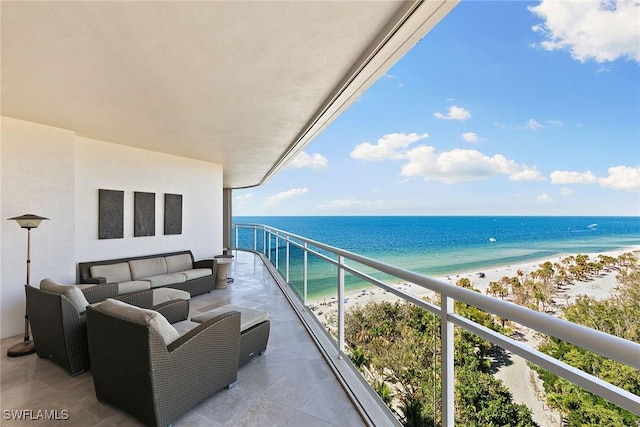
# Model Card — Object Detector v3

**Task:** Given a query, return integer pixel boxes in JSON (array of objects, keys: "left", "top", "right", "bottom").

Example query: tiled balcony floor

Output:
[{"left": 0, "top": 251, "right": 366, "bottom": 426}]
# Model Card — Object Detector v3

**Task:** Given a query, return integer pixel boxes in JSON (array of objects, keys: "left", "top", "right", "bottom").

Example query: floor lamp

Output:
[{"left": 7, "top": 214, "right": 49, "bottom": 357}]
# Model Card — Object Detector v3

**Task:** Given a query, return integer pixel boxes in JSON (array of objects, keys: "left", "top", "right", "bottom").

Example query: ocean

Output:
[{"left": 232, "top": 216, "right": 640, "bottom": 299}]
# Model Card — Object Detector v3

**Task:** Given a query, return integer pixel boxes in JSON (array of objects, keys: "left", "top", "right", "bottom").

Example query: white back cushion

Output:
[
  {"left": 90, "top": 263, "right": 132, "bottom": 283},
  {"left": 40, "top": 278, "right": 90, "bottom": 314},
  {"left": 165, "top": 254, "right": 193, "bottom": 273},
  {"left": 96, "top": 298, "right": 179, "bottom": 345},
  {"left": 129, "top": 257, "right": 167, "bottom": 280}
]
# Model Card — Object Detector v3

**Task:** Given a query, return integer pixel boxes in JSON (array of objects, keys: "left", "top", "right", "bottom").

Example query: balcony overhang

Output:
[{"left": 1, "top": 0, "right": 458, "bottom": 189}]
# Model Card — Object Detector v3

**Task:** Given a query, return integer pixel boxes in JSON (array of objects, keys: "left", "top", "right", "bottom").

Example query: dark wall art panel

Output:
[
  {"left": 134, "top": 192, "right": 155, "bottom": 237},
  {"left": 164, "top": 193, "right": 183, "bottom": 235},
  {"left": 98, "top": 189, "right": 124, "bottom": 239}
]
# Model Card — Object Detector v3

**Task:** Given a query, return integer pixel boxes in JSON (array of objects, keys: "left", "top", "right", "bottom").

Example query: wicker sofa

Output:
[
  {"left": 78, "top": 250, "right": 217, "bottom": 297},
  {"left": 86, "top": 300, "right": 240, "bottom": 427}
]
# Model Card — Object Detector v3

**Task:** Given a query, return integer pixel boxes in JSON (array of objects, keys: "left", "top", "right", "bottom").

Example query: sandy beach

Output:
[
  {"left": 309, "top": 246, "right": 640, "bottom": 322},
  {"left": 307, "top": 246, "right": 640, "bottom": 427}
]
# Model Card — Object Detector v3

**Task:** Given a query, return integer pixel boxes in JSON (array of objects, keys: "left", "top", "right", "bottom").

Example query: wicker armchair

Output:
[
  {"left": 26, "top": 284, "right": 90, "bottom": 376},
  {"left": 86, "top": 304, "right": 241, "bottom": 427},
  {"left": 25, "top": 285, "right": 189, "bottom": 376}
]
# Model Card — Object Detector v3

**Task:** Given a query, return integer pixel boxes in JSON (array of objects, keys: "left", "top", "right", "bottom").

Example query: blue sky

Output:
[{"left": 234, "top": 0, "right": 640, "bottom": 217}]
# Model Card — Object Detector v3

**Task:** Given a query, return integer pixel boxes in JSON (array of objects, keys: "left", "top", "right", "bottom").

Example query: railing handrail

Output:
[{"left": 232, "top": 223, "right": 640, "bottom": 417}]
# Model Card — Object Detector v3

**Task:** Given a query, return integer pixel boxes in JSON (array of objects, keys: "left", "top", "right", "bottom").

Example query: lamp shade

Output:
[{"left": 8, "top": 214, "right": 49, "bottom": 229}]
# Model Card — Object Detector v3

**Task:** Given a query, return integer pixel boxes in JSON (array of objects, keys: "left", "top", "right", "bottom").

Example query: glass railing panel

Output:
[
  {"left": 342, "top": 297, "right": 443, "bottom": 425},
  {"left": 272, "top": 241, "right": 286, "bottom": 277},
  {"left": 305, "top": 252, "right": 339, "bottom": 336},
  {"left": 529, "top": 336, "right": 640, "bottom": 426},
  {"left": 342, "top": 257, "right": 441, "bottom": 305},
  {"left": 284, "top": 243, "right": 305, "bottom": 299},
  {"left": 492, "top": 348, "right": 640, "bottom": 427}
]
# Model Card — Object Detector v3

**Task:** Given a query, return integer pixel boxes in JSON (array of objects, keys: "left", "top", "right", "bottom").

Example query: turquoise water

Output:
[{"left": 233, "top": 216, "right": 640, "bottom": 299}]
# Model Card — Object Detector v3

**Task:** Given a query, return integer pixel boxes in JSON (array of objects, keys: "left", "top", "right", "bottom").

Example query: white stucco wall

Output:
[
  {"left": 1, "top": 117, "right": 76, "bottom": 338},
  {"left": 74, "top": 137, "right": 223, "bottom": 265},
  {"left": 1, "top": 117, "right": 224, "bottom": 338}
]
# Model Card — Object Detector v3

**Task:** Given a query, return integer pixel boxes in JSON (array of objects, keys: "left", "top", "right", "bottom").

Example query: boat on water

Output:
[{"left": 489, "top": 237, "right": 496, "bottom": 242}]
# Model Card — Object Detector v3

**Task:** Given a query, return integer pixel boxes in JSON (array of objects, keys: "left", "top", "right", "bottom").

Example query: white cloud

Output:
[
  {"left": 350, "top": 132, "right": 428, "bottom": 161},
  {"left": 599, "top": 165, "right": 640, "bottom": 192},
  {"left": 547, "top": 120, "right": 564, "bottom": 127},
  {"left": 434, "top": 105, "right": 471, "bottom": 121},
  {"left": 287, "top": 151, "right": 328, "bottom": 171},
  {"left": 461, "top": 132, "right": 484, "bottom": 143},
  {"left": 551, "top": 166, "right": 640, "bottom": 193},
  {"left": 262, "top": 188, "right": 308, "bottom": 206},
  {"left": 529, "top": 0, "right": 640, "bottom": 63},
  {"left": 537, "top": 193, "right": 553, "bottom": 203},
  {"left": 524, "top": 119, "right": 544, "bottom": 130},
  {"left": 509, "top": 166, "right": 545, "bottom": 182},
  {"left": 550, "top": 170, "right": 598, "bottom": 184},
  {"left": 400, "top": 147, "right": 536, "bottom": 184},
  {"left": 233, "top": 193, "right": 253, "bottom": 203}
]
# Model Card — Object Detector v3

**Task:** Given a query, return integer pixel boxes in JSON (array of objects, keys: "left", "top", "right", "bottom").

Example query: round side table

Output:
[{"left": 214, "top": 256, "right": 234, "bottom": 289}]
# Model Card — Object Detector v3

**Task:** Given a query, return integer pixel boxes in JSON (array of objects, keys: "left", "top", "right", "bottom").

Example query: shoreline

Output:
[{"left": 308, "top": 246, "right": 640, "bottom": 317}]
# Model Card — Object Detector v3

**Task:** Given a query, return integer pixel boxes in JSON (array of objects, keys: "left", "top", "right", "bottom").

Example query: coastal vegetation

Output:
[
  {"left": 339, "top": 251, "right": 639, "bottom": 426},
  {"left": 343, "top": 298, "right": 537, "bottom": 426},
  {"left": 533, "top": 252, "right": 640, "bottom": 426}
]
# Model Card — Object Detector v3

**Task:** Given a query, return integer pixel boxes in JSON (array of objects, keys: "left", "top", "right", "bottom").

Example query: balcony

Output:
[
  {"left": 2, "top": 225, "right": 638, "bottom": 426},
  {"left": 0, "top": 250, "right": 368, "bottom": 427}
]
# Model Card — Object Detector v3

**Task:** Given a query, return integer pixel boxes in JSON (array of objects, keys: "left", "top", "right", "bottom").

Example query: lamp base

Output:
[{"left": 7, "top": 340, "right": 36, "bottom": 357}]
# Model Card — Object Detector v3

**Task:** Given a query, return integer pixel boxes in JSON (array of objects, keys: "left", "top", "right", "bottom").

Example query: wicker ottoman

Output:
[{"left": 191, "top": 304, "right": 269, "bottom": 367}]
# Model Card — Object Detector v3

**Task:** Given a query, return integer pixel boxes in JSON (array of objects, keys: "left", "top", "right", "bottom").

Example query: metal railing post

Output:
[
  {"left": 234, "top": 225, "right": 239, "bottom": 249},
  {"left": 286, "top": 238, "right": 290, "bottom": 282},
  {"left": 441, "top": 294, "right": 454, "bottom": 427},
  {"left": 338, "top": 255, "right": 345, "bottom": 358},
  {"left": 275, "top": 233, "right": 279, "bottom": 270},
  {"left": 303, "top": 242, "right": 308, "bottom": 308},
  {"left": 263, "top": 228, "right": 267, "bottom": 255},
  {"left": 267, "top": 231, "right": 271, "bottom": 261},
  {"left": 253, "top": 225, "right": 257, "bottom": 251}
]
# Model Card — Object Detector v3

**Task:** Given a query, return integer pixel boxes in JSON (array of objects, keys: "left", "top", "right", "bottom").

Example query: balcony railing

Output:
[{"left": 232, "top": 223, "right": 640, "bottom": 425}]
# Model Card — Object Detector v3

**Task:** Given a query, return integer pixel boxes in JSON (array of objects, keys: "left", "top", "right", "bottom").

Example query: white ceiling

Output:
[{"left": 1, "top": 1, "right": 457, "bottom": 189}]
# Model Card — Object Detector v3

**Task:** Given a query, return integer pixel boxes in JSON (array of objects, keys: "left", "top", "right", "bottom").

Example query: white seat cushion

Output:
[
  {"left": 118, "top": 280, "right": 151, "bottom": 295},
  {"left": 191, "top": 304, "right": 268, "bottom": 332},
  {"left": 90, "top": 262, "right": 132, "bottom": 283},
  {"left": 152, "top": 288, "right": 191, "bottom": 306},
  {"left": 96, "top": 298, "right": 180, "bottom": 345},
  {"left": 145, "top": 273, "right": 187, "bottom": 288},
  {"left": 129, "top": 257, "right": 167, "bottom": 280},
  {"left": 172, "top": 320, "right": 200, "bottom": 336},
  {"left": 181, "top": 268, "right": 212, "bottom": 280},
  {"left": 40, "top": 278, "right": 90, "bottom": 314},
  {"left": 165, "top": 254, "right": 193, "bottom": 273}
]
